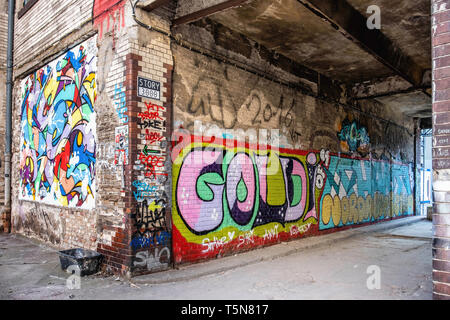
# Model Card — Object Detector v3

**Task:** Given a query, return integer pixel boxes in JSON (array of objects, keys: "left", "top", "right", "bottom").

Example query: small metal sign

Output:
[{"left": 137, "top": 76, "right": 161, "bottom": 100}]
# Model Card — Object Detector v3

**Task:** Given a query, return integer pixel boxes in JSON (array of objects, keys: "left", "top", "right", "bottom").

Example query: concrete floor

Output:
[{"left": 0, "top": 217, "right": 432, "bottom": 300}]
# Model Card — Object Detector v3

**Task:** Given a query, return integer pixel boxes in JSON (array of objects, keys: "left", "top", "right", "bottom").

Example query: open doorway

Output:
[{"left": 419, "top": 128, "right": 432, "bottom": 217}]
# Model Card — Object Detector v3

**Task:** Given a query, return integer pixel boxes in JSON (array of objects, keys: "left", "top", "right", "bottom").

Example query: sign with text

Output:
[{"left": 137, "top": 77, "right": 161, "bottom": 100}]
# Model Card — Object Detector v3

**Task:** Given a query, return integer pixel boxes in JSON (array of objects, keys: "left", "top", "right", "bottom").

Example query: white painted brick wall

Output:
[{"left": 14, "top": 0, "right": 94, "bottom": 70}]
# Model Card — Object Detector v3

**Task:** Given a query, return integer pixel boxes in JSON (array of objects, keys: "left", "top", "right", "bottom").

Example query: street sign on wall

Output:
[{"left": 137, "top": 77, "right": 161, "bottom": 100}]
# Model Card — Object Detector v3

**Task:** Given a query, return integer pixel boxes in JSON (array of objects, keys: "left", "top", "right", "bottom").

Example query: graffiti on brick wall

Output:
[
  {"left": 93, "top": 0, "right": 126, "bottom": 39},
  {"left": 318, "top": 153, "right": 413, "bottom": 230},
  {"left": 175, "top": 149, "right": 318, "bottom": 233},
  {"left": 114, "top": 125, "right": 128, "bottom": 165},
  {"left": 132, "top": 98, "right": 170, "bottom": 271},
  {"left": 131, "top": 195, "right": 171, "bottom": 270},
  {"left": 131, "top": 203, "right": 172, "bottom": 272},
  {"left": 171, "top": 135, "right": 414, "bottom": 263},
  {"left": 137, "top": 102, "right": 168, "bottom": 180},
  {"left": 337, "top": 118, "right": 370, "bottom": 154},
  {"left": 186, "top": 80, "right": 300, "bottom": 146},
  {"left": 131, "top": 198, "right": 169, "bottom": 247},
  {"left": 138, "top": 102, "right": 166, "bottom": 131},
  {"left": 132, "top": 179, "right": 158, "bottom": 203},
  {"left": 19, "top": 37, "right": 97, "bottom": 208},
  {"left": 114, "top": 83, "right": 128, "bottom": 124},
  {"left": 172, "top": 135, "right": 320, "bottom": 262},
  {"left": 133, "top": 199, "right": 167, "bottom": 234},
  {"left": 133, "top": 247, "right": 171, "bottom": 271}
]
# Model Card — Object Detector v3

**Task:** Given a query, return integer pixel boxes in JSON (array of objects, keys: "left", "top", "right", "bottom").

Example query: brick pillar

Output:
[
  {"left": 432, "top": 0, "right": 450, "bottom": 300},
  {"left": 95, "top": 53, "right": 143, "bottom": 277}
]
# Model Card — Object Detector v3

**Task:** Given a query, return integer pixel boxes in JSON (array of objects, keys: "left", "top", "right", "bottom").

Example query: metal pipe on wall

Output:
[{"left": 4, "top": 0, "right": 15, "bottom": 232}]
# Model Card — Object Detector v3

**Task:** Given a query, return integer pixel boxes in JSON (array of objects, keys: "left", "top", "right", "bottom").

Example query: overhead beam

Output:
[
  {"left": 353, "top": 87, "right": 431, "bottom": 100},
  {"left": 351, "top": 75, "right": 431, "bottom": 100},
  {"left": 173, "top": 0, "right": 250, "bottom": 26},
  {"left": 137, "top": 0, "right": 172, "bottom": 11},
  {"left": 296, "top": 0, "right": 427, "bottom": 89}
]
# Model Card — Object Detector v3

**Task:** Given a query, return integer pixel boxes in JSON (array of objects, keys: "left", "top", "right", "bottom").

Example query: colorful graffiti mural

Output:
[
  {"left": 132, "top": 97, "right": 170, "bottom": 271},
  {"left": 172, "top": 135, "right": 414, "bottom": 263},
  {"left": 337, "top": 118, "right": 370, "bottom": 154},
  {"left": 172, "top": 136, "right": 320, "bottom": 263},
  {"left": 19, "top": 37, "right": 97, "bottom": 209},
  {"left": 319, "top": 155, "right": 413, "bottom": 230}
]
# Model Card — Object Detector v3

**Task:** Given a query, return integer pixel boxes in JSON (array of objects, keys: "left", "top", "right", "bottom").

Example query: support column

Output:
[{"left": 432, "top": 0, "right": 450, "bottom": 300}]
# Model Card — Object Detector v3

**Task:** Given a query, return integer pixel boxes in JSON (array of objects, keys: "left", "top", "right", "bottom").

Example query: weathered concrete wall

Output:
[{"left": 171, "top": 21, "right": 416, "bottom": 265}]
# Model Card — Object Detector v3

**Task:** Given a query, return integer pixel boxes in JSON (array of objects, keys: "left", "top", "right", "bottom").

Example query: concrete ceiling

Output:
[
  {"left": 346, "top": 0, "right": 431, "bottom": 71},
  {"left": 169, "top": 0, "right": 432, "bottom": 118},
  {"left": 207, "top": 0, "right": 395, "bottom": 82}
]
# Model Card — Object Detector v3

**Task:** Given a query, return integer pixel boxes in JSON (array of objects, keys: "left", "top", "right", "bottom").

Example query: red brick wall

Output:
[
  {"left": 126, "top": 29, "right": 174, "bottom": 276},
  {"left": 432, "top": 0, "right": 450, "bottom": 300}
]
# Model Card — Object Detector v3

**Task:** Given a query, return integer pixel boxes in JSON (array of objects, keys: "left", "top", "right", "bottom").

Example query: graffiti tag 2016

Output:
[
  {"left": 19, "top": 37, "right": 97, "bottom": 208},
  {"left": 172, "top": 135, "right": 413, "bottom": 264},
  {"left": 186, "top": 80, "right": 300, "bottom": 146}
]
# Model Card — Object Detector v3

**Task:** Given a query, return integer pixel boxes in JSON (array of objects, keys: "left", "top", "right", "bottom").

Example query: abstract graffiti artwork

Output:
[
  {"left": 171, "top": 134, "right": 414, "bottom": 264},
  {"left": 318, "top": 156, "right": 413, "bottom": 230},
  {"left": 337, "top": 118, "right": 370, "bottom": 154},
  {"left": 19, "top": 37, "right": 97, "bottom": 209}
]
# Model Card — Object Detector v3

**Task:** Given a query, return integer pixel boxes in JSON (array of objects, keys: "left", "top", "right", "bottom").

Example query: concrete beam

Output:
[
  {"left": 137, "top": 0, "right": 172, "bottom": 11},
  {"left": 351, "top": 76, "right": 430, "bottom": 100},
  {"left": 296, "top": 0, "right": 427, "bottom": 89},
  {"left": 173, "top": 0, "right": 250, "bottom": 26}
]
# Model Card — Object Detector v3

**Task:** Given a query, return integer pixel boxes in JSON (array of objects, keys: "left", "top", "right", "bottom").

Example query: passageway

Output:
[{"left": 0, "top": 217, "right": 432, "bottom": 300}]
